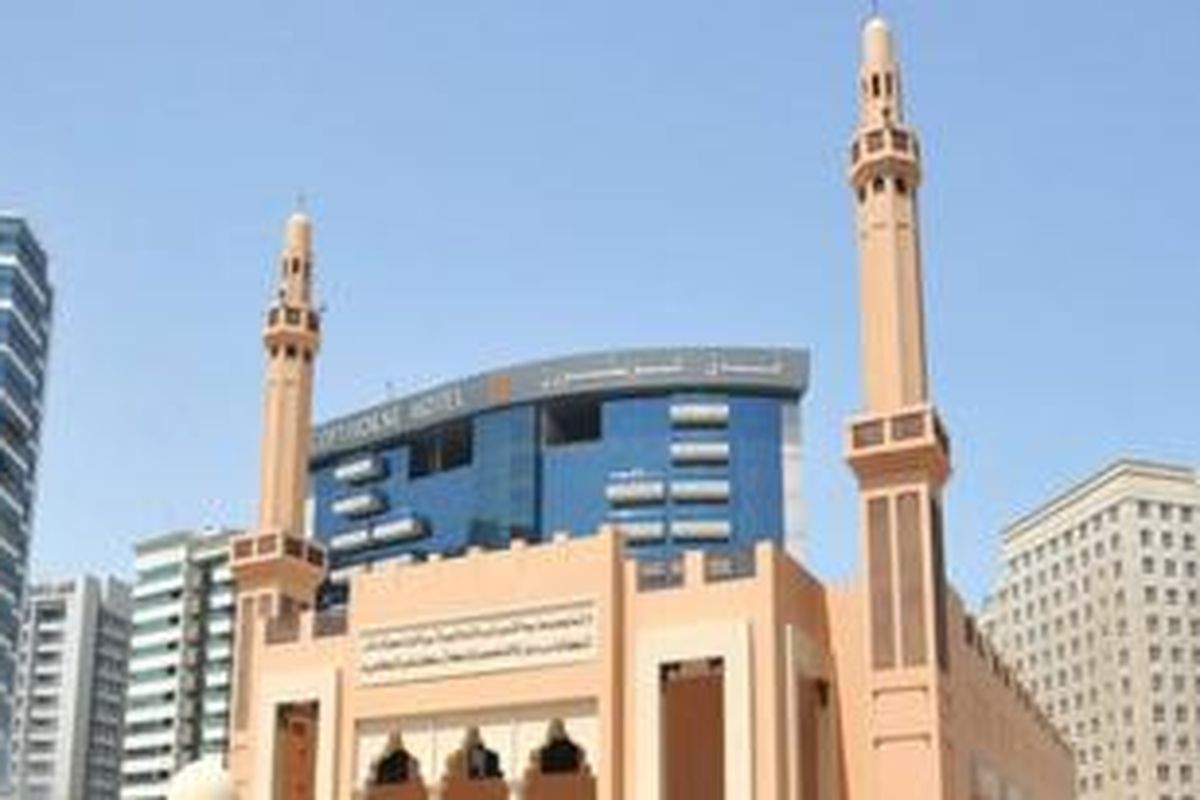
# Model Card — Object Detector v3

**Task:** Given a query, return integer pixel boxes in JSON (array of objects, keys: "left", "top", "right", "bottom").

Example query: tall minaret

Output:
[
  {"left": 845, "top": 17, "right": 954, "bottom": 799},
  {"left": 852, "top": 17, "right": 928, "bottom": 412},
  {"left": 228, "top": 212, "right": 328, "bottom": 789},
  {"left": 258, "top": 210, "right": 321, "bottom": 537}
]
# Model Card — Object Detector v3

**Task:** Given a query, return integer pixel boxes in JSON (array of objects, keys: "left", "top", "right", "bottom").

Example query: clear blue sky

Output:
[{"left": 6, "top": 0, "right": 1198, "bottom": 605}]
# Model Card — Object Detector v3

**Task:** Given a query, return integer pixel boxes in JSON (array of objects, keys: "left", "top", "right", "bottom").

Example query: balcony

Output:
[
  {"left": 329, "top": 528, "right": 371, "bottom": 552},
  {"left": 670, "top": 519, "right": 731, "bottom": 541},
  {"left": 333, "top": 455, "right": 386, "bottom": 484},
  {"left": 669, "top": 402, "right": 729, "bottom": 428},
  {"left": 669, "top": 480, "right": 730, "bottom": 503},
  {"left": 669, "top": 440, "right": 730, "bottom": 465},
  {"left": 331, "top": 491, "right": 386, "bottom": 518},
  {"left": 607, "top": 520, "right": 665, "bottom": 544},
  {"left": 605, "top": 480, "right": 666, "bottom": 506},
  {"left": 850, "top": 124, "right": 921, "bottom": 183},
  {"left": 845, "top": 404, "right": 950, "bottom": 483},
  {"left": 372, "top": 516, "right": 426, "bottom": 543}
]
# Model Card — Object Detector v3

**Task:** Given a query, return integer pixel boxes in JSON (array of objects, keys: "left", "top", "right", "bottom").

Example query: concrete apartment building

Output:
[
  {"left": 982, "top": 460, "right": 1200, "bottom": 799},
  {"left": 121, "top": 528, "right": 238, "bottom": 800},
  {"left": 8, "top": 575, "right": 131, "bottom": 800}
]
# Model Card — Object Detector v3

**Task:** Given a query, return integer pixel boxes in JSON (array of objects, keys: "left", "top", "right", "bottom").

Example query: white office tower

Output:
[
  {"left": 121, "top": 529, "right": 238, "bottom": 800},
  {"left": 982, "top": 460, "right": 1200, "bottom": 799},
  {"left": 8, "top": 575, "right": 131, "bottom": 800}
]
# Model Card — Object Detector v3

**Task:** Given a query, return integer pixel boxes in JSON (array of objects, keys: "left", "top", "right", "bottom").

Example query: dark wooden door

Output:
[
  {"left": 275, "top": 703, "right": 318, "bottom": 800},
  {"left": 662, "top": 661, "right": 724, "bottom": 800}
]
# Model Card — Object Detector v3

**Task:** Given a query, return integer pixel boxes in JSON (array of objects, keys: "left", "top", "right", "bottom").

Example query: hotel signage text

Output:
[
  {"left": 358, "top": 600, "right": 598, "bottom": 685},
  {"left": 313, "top": 347, "right": 808, "bottom": 458}
]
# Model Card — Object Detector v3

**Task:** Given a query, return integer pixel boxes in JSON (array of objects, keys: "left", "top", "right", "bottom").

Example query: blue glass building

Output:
[
  {"left": 0, "top": 215, "right": 53, "bottom": 777},
  {"left": 310, "top": 347, "right": 807, "bottom": 598}
]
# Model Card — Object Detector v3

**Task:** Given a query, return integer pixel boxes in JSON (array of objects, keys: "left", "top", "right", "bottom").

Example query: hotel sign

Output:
[
  {"left": 313, "top": 346, "right": 809, "bottom": 459},
  {"left": 358, "top": 600, "right": 598, "bottom": 685}
]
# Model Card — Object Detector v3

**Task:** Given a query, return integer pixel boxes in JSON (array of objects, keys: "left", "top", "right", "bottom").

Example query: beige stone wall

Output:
[
  {"left": 827, "top": 580, "right": 1073, "bottom": 800},
  {"left": 230, "top": 531, "right": 1071, "bottom": 800}
]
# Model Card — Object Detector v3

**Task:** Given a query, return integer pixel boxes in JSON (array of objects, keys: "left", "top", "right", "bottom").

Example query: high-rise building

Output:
[
  {"left": 7, "top": 575, "right": 130, "bottom": 800},
  {"left": 981, "top": 460, "right": 1200, "bottom": 799},
  {"left": 121, "top": 528, "right": 238, "bottom": 800},
  {"left": 224, "top": 17, "right": 1073, "bottom": 799},
  {"left": 0, "top": 214, "right": 54, "bottom": 778},
  {"left": 311, "top": 346, "right": 808, "bottom": 598}
]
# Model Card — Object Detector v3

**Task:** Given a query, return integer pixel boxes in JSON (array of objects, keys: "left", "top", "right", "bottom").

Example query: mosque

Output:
[{"left": 221, "top": 17, "right": 1074, "bottom": 800}]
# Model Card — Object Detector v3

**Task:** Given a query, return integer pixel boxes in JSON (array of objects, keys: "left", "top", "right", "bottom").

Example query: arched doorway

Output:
[
  {"left": 523, "top": 720, "right": 596, "bottom": 800},
  {"left": 364, "top": 734, "right": 428, "bottom": 800},
  {"left": 441, "top": 728, "right": 507, "bottom": 800},
  {"left": 274, "top": 702, "right": 319, "bottom": 800}
]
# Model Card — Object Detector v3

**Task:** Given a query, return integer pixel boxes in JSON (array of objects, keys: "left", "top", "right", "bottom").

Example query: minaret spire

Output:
[
  {"left": 851, "top": 14, "right": 927, "bottom": 413},
  {"left": 845, "top": 17, "right": 955, "bottom": 798},
  {"left": 258, "top": 210, "right": 321, "bottom": 536}
]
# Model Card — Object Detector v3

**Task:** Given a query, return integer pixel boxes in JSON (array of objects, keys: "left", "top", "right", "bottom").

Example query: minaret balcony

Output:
[
  {"left": 265, "top": 306, "right": 321, "bottom": 333},
  {"left": 849, "top": 126, "right": 921, "bottom": 186},
  {"left": 845, "top": 404, "right": 950, "bottom": 485},
  {"left": 229, "top": 530, "right": 327, "bottom": 599}
]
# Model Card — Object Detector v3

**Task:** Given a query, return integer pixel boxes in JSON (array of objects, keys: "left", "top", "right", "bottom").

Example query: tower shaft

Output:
[
  {"left": 851, "top": 18, "right": 927, "bottom": 413},
  {"left": 845, "top": 18, "right": 954, "bottom": 800}
]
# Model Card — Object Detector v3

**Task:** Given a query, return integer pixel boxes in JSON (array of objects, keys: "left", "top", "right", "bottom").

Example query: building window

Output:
[
  {"left": 408, "top": 420, "right": 473, "bottom": 479},
  {"left": 542, "top": 399, "right": 602, "bottom": 446}
]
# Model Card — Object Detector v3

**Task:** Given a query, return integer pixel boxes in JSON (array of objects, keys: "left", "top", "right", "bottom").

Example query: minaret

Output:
[
  {"left": 258, "top": 210, "right": 321, "bottom": 537},
  {"left": 228, "top": 212, "right": 328, "bottom": 786},
  {"left": 852, "top": 16, "right": 928, "bottom": 412},
  {"left": 232, "top": 209, "right": 327, "bottom": 609},
  {"left": 845, "top": 17, "right": 954, "bottom": 799}
]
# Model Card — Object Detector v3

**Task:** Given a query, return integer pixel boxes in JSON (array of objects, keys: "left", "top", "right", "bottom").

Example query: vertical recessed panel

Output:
[
  {"left": 234, "top": 596, "right": 255, "bottom": 731},
  {"left": 868, "top": 497, "right": 896, "bottom": 669},
  {"left": 897, "top": 491, "right": 928, "bottom": 667},
  {"left": 797, "top": 677, "right": 821, "bottom": 800},
  {"left": 930, "top": 496, "right": 950, "bottom": 671}
]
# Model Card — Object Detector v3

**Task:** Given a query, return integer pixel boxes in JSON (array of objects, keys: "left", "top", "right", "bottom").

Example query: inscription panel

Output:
[{"left": 359, "top": 600, "right": 598, "bottom": 685}]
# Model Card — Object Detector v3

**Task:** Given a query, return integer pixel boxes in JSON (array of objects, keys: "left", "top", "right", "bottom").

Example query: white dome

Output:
[
  {"left": 167, "top": 756, "right": 235, "bottom": 800},
  {"left": 863, "top": 16, "right": 895, "bottom": 65}
]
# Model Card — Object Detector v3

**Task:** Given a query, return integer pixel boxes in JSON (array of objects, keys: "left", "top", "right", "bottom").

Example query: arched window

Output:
[
  {"left": 365, "top": 734, "right": 427, "bottom": 799},
  {"left": 524, "top": 721, "right": 596, "bottom": 800},
  {"left": 442, "top": 728, "right": 506, "bottom": 800},
  {"left": 375, "top": 747, "right": 416, "bottom": 784},
  {"left": 537, "top": 720, "right": 583, "bottom": 774}
]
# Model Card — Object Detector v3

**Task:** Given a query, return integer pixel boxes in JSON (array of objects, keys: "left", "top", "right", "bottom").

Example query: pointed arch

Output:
[
  {"left": 442, "top": 728, "right": 507, "bottom": 800},
  {"left": 524, "top": 720, "right": 596, "bottom": 800},
  {"left": 364, "top": 733, "right": 427, "bottom": 800}
]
